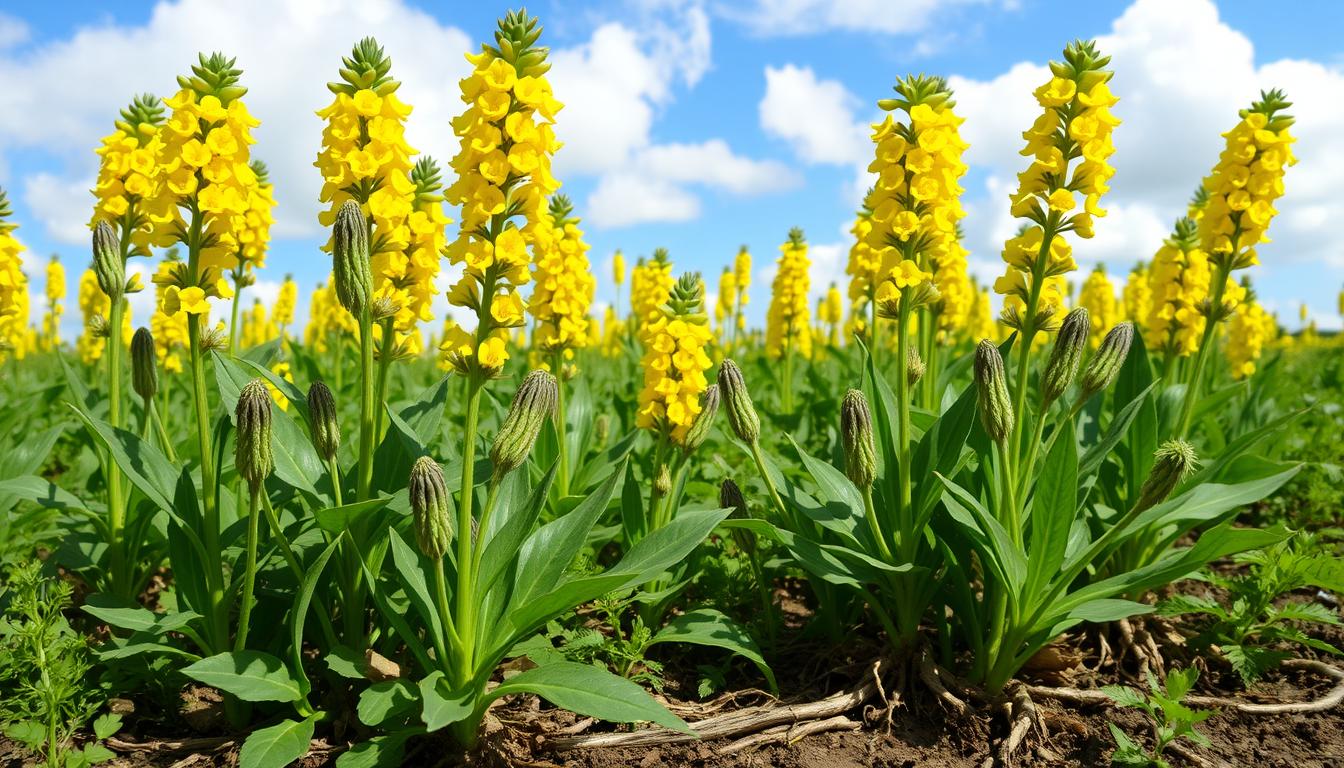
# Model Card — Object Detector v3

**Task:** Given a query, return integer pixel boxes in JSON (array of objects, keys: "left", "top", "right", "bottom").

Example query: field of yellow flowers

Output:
[{"left": 1, "top": 11, "right": 1342, "bottom": 768}]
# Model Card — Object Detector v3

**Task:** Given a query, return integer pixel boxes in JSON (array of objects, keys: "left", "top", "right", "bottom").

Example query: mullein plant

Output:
[
  {"left": 1122, "top": 260, "right": 1150, "bottom": 328},
  {"left": 1078, "top": 264, "right": 1118, "bottom": 350},
  {"left": 845, "top": 199, "right": 881, "bottom": 348},
  {"left": 1224, "top": 284, "right": 1276, "bottom": 380},
  {"left": 527, "top": 194, "right": 595, "bottom": 495},
  {"left": 765, "top": 228, "right": 812, "bottom": 412},
  {"left": 41, "top": 255, "right": 64, "bottom": 352},
  {"left": 821, "top": 282, "right": 844, "bottom": 348},
  {"left": 630, "top": 248, "right": 674, "bottom": 330},
  {"left": 272, "top": 274, "right": 296, "bottom": 342},
  {"left": 1176, "top": 91, "right": 1295, "bottom": 437},
  {"left": 1146, "top": 216, "right": 1212, "bottom": 377},
  {"left": 0, "top": 189, "right": 26, "bottom": 361}
]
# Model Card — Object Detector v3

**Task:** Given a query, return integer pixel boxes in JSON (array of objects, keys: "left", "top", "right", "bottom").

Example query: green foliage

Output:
[
  {"left": 1104, "top": 667, "right": 1214, "bottom": 768},
  {"left": 0, "top": 562, "right": 117, "bottom": 768},
  {"left": 1159, "top": 534, "right": 1343, "bottom": 684}
]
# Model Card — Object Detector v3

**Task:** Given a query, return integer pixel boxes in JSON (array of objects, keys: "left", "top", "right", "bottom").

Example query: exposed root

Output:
[
  {"left": 107, "top": 735, "right": 235, "bottom": 754},
  {"left": 995, "top": 683, "right": 1041, "bottom": 768},
  {"left": 1025, "top": 658, "right": 1344, "bottom": 714},
  {"left": 1095, "top": 628, "right": 1114, "bottom": 672},
  {"left": 715, "top": 715, "right": 861, "bottom": 755},
  {"left": 919, "top": 648, "right": 970, "bottom": 717},
  {"left": 547, "top": 658, "right": 890, "bottom": 751},
  {"left": 864, "top": 656, "right": 902, "bottom": 732}
]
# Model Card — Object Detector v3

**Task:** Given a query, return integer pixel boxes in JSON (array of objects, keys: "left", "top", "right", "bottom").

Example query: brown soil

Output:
[{"left": 4, "top": 578, "right": 1342, "bottom": 768}]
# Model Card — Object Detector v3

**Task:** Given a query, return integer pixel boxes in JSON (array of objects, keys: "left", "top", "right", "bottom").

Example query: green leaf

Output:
[
  {"left": 92, "top": 713, "right": 122, "bottom": 741},
  {"left": 478, "top": 459, "right": 562, "bottom": 601},
  {"left": 238, "top": 716, "right": 315, "bottom": 768},
  {"left": 650, "top": 608, "right": 776, "bottom": 693},
  {"left": 486, "top": 660, "right": 690, "bottom": 733},
  {"left": 787, "top": 436, "right": 866, "bottom": 547},
  {"left": 910, "top": 380, "right": 978, "bottom": 528},
  {"left": 418, "top": 671, "right": 473, "bottom": 732},
  {"left": 1025, "top": 414, "right": 1079, "bottom": 607},
  {"left": 291, "top": 538, "right": 341, "bottom": 697},
  {"left": 182, "top": 651, "right": 303, "bottom": 702},
  {"left": 326, "top": 646, "right": 365, "bottom": 680},
  {"left": 937, "top": 475, "right": 1026, "bottom": 594},
  {"left": 68, "top": 402, "right": 177, "bottom": 513},
  {"left": 358, "top": 680, "right": 418, "bottom": 727},
  {"left": 214, "top": 352, "right": 321, "bottom": 497},
  {"left": 335, "top": 733, "right": 412, "bottom": 768},
  {"left": 314, "top": 497, "right": 393, "bottom": 534},
  {"left": 387, "top": 528, "right": 444, "bottom": 642}
]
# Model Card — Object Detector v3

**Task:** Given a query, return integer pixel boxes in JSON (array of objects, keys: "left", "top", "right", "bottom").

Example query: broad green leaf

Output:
[
  {"left": 335, "top": 733, "right": 412, "bottom": 768},
  {"left": 314, "top": 497, "right": 393, "bottom": 534},
  {"left": 1025, "top": 415, "right": 1079, "bottom": 607},
  {"left": 238, "top": 715, "right": 315, "bottom": 768},
  {"left": 214, "top": 352, "right": 321, "bottom": 497},
  {"left": 291, "top": 538, "right": 341, "bottom": 697},
  {"left": 486, "top": 661, "right": 690, "bottom": 733},
  {"left": 418, "top": 671, "right": 473, "bottom": 732},
  {"left": 479, "top": 459, "right": 562, "bottom": 601},
  {"left": 387, "top": 528, "right": 444, "bottom": 641},
  {"left": 358, "top": 679, "right": 418, "bottom": 727},
  {"left": 326, "top": 646, "right": 364, "bottom": 679},
  {"left": 936, "top": 475, "right": 1025, "bottom": 595},
  {"left": 182, "top": 651, "right": 303, "bottom": 703},
  {"left": 651, "top": 608, "right": 776, "bottom": 693},
  {"left": 788, "top": 436, "right": 865, "bottom": 547},
  {"left": 911, "top": 381, "right": 978, "bottom": 527},
  {"left": 68, "top": 403, "right": 176, "bottom": 513}
]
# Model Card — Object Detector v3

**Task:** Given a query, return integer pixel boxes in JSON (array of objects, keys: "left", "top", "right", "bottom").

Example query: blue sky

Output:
[{"left": 2, "top": 0, "right": 1342, "bottom": 338}]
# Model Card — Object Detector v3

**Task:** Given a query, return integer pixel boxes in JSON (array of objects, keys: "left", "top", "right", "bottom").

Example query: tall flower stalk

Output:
[
  {"left": 765, "top": 228, "right": 811, "bottom": 413},
  {"left": 1177, "top": 90, "right": 1294, "bottom": 436}
]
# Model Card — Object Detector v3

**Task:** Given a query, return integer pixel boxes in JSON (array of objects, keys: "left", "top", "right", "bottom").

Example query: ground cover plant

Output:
[{"left": 0, "top": 9, "right": 1341, "bottom": 768}]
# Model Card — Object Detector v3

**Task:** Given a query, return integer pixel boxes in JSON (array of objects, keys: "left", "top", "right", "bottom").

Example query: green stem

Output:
[
  {"left": 356, "top": 309, "right": 375, "bottom": 501},
  {"left": 1176, "top": 270, "right": 1229, "bottom": 438},
  {"left": 781, "top": 348, "right": 794, "bottom": 413},
  {"left": 455, "top": 377, "right": 484, "bottom": 683},
  {"left": 260, "top": 493, "right": 339, "bottom": 651},
  {"left": 862, "top": 489, "right": 893, "bottom": 562},
  {"left": 555, "top": 355, "right": 570, "bottom": 497},
  {"left": 150, "top": 400, "right": 177, "bottom": 462},
  {"left": 106, "top": 298, "right": 128, "bottom": 597},
  {"left": 373, "top": 317, "right": 394, "bottom": 443},
  {"left": 234, "top": 486, "right": 261, "bottom": 652},
  {"left": 228, "top": 270, "right": 243, "bottom": 357},
  {"left": 187, "top": 313, "right": 224, "bottom": 652},
  {"left": 433, "top": 559, "right": 462, "bottom": 682}
]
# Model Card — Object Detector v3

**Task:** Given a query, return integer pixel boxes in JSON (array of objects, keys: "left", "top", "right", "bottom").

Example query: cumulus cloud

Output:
[
  {"left": 723, "top": 0, "right": 1004, "bottom": 37},
  {"left": 759, "top": 64, "right": 868, "bottom": 165}
]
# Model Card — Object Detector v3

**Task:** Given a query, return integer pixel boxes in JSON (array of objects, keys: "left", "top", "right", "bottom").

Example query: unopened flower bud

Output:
[
  {"left": 131, "top": 327, "right": 157, "bottom": 400},
  {"left": 720, "top": 478, "right": 754, "bottom": 556},
  {"left": 409, "top": 456, "right": 452, "bottom": 559},
  {"left": 332, "top": 200, "right": 372, "bottom": 318},
  {"left": 717, "top": 359, "right": 760, "bottom": 445},
  {"left": 682, "top": 384, "right": 720, "bottom": 455},
  {"left": 92, "top": 221, "right": 124, "bottom": 305},
  {"left": 1134, "top": 440, "right": 1198, "bottom": 513},
  {"left": 906, "top": 347, "right": 925, "bottom": 387},
  {"left": 490, "top": 370, "right": 558, "bottom": 478},
  {"left": 1042, "top": 308, "right": 1089, "bottom": 405},
  {"left": 974, "top": 340, "right": 1013, "bottom": 444},
  {"left": 841, "top": 389, "right": 876, "bottom": 490},
  {"left": 654, "top": 463, "right": 672, "bottom": 496},
  {"left": 235, "top": 379, "right": 274, "bottom": 492},
  {"left": 594, "top": 414, "right": 610, "bottom": 444},
  {"left": 1080, "top": 321, "right": 1133, "bottom": 400},
  {"left": 307, "top": 381, "right": 340, "bottom": 462}
]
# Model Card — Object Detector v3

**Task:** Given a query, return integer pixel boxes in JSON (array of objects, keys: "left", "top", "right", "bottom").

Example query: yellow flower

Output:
[
  {"left": 1224, "top": 296, "right": 1276, "bottom": 379},
  {"left": 613, "top": 250, "right": 626, "bottom": 287},
  {"left": 636, "top": 273, "right": 713, "bottom": 444},
  {"left": 528, "top": 196, "right": 595, "bottom": 360},
  {"left": 631, "top": 249, "right": 675, "bottom": 327},
  {"left": 1077, "top": 264, "right": 1119, "bottom": 348},
  {"left": 0, "top": 191, "right": 30, "bottom": 357},
  {"left": 273, "top": 275, "right": 297, "bottom": 332},
  {"left": 1147, "top": 217, "right": 1213, "bottom": 358},
  {"left": 765, "top": 228, "right": 813, "bottom": 360},
  {"left": 997, "top": 40, "right": 1116, "bottom": 335},
  {"left": 1121, "top": 261, "right": 1151, "bottom": 330},
  {"left": 90, "top": 95, "right": 165, "bottom": 258}
]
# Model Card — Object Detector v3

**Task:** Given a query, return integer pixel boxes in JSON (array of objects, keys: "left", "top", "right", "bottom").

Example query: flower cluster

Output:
[
  {"left": 151, "top": 255, "right": 189, "bottom": 373},
  {"left": 631, "top": 249, "right": 674, "bottom": 327},
  {"left": 304, "top": 274, "right": 359, "bottom": 355},
  {"left": 1197, "top": 90, "right": 1295, "bottom": 273},
  {"left": 968, "top": 280, "right": 999, "bottom": 343},
  {"left": 42, "top": 255, "right": 65, "bottom": 351},
  {"left": 528, "top": 195, "right": 594, "bottom": 361},
  {"left": 599, "top": 306, "right": 625, "bottom": 358},
  {"left": 150, "top": 53, "right": 261, "bottom": 309},
  {"left": 766, "top": 228, "right": 813, "bottom": 360},
  {"left": 90, "top": 95, "right": 164, "bottom": 256},
  {"left": 316, "top": 38, "right": 417, "bottom": 258},
  {"left": 235, "top": 160, "right": 276, "bottom": 274},
  {"left": 819, "top": 283, "right": 844, "bottom": 346},
  {"left": 636, "top": 272, "right": 714, "bottom": 444},
  {"left": 240, "top": 298, "right": 276, "bottom": 349},
  {"left": 862, "top": 76, "right": 969, "bottom": 314},
  {"left": 0, "top": 190, "right": 28, "bottom": 353},
  {"left": 995, "top": 40, "right": 1118, "bottom": 333},
  {"left": 1146, "top": 218, "right": 1211, "bottom": 358},
  {"left": 441, "top": 11, "right": 562, "bottom": 376},
  {"left": 732, "top": 245, "right": 751, "bottom": 330},
  {"left": 932, "top": 230, "right": 973, "bottom": 343},
  {"left": 1077, "top": 265, "right": 1118, "bottom": 348},
  {"left": 1225, "top": 294, "right": 1276, "bottom": 379},
  {"left": 378, "top": 157, "right": 450, "bottom": 358},
  {"left": 273, "top": 274, "right": 297, "bottom": 334},
  {"left": 1121, "top": 262, "right": 1150, "bottom": 329}
]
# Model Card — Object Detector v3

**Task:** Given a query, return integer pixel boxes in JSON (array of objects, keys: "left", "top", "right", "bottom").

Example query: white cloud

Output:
[
  {"left": 0, "top": 13, "right": 28, "bottom": 50},
  {"left": 950, "top": 0, "right": 1344, "bottom": 318},
  {"left": 759, "top": 64, "right": 868, "bottom": 165},
  {"left": 23, "top": 173, "right": 91, "bottom": 246},
  {"left": 723, "top": 0, "right": 1002, "bottom": 37},
  {"left": 0, "top": 0, "right": 472, "bottom": 243},
  {"left": 587, "top": 172, "right": 701, "bottom": 229}
]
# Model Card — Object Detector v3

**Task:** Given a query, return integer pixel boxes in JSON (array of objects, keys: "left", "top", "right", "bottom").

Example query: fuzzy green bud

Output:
[
  {"left": 1080, "top": 321, "right": 1133, "bottom": 400},
  {"left": 92, "top": 221, "right": 124, "bottom": 304},
  {"left": 717, "top": 359, "right": 760, "bottom": 445},
  {"left": 306, "top": 381, "right": 340, "bottom": 462},
  {"left": 974, "top": 340, "right": 1013, "bottom": 444},
  {"left": 490, "top": 370, "right": 558, "bottom": 478},
  {"left": 1042, "top": 308, "right": 1089, "bottom": 406},
  {"left": 906, "top": 347, "right": 926, "bottom": 387},
  {"left": 235, "top": 379, "right": 274, "bottom": 492},
  {"left": 841, "top": 389, "right": 877, "bottom": 490},
  {"left": 654, "top": 463, "right": 672, "bottom": 496},
  {"left": 719, "top": 478, "right": 754, "bottom": 556},
  {"left": 130, "top": 327, "right": 157, "bottom": 400},
  {"left": 409, "top": 456, "right": 452, "bottom": 559},
  {"left": 1134, "top": 440, "right": 1198, "bottom": 513},
  {"left": 682, "top": 384, "right": 720, "bottom": 456},
  {"left": 332, "top": 200, "right": 372, "bottom": 317}
]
